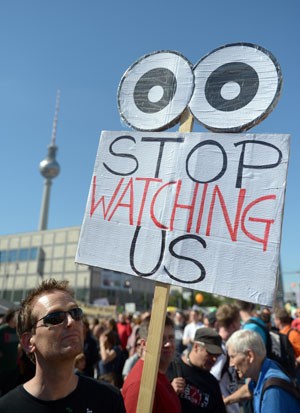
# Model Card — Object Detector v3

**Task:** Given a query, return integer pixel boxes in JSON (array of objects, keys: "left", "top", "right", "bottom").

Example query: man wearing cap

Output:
[{"left": 167, "top": 327, "right": 227, "bottom": 412}]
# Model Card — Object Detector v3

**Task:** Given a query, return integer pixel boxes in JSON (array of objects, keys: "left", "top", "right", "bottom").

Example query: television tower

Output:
[{"left": 38, "top": 90, "right": 61, "bottom": 231}]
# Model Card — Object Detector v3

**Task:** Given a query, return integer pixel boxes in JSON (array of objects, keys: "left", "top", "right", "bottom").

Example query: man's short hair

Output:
[
  {"left": 274, "top": 307, "right": 292, "bottom": 325},
  {"left": 17, "top": 278, "right": 75, "bottom": 337},
  {"left": 216, "top": 303, "right": 240, "bottom": 328},
  {"left": 138, "top": 314, "right": 174, "bottom": 340},
  {"left": 226, "top": 329, "right": 266, "bottom": 358}
]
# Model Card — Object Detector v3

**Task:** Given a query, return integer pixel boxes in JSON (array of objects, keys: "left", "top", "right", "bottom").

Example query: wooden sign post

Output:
[{"left": 136, "top": 109, "right": 194, "bottom": 413}]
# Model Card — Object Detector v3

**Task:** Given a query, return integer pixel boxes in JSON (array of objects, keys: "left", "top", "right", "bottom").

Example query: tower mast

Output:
[{"left": 38, "top": 90, "right": 61, "bottom": 231}]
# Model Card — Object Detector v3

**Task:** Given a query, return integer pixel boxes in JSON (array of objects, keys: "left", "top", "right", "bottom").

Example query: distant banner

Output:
[{"left": 76, "top": 131, "right": 290, "bottom": 306}]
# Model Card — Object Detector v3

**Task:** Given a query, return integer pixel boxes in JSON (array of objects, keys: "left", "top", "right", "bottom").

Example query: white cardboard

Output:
[{"left": 76, "top": 131, "right": 290, "bottom": 306}]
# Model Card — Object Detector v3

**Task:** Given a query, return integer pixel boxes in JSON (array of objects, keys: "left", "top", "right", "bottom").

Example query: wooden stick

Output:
[
  {"left": 136, "top": 282, "right": 170, "bottom": 413},
  {"left": 136, "top": 108, "right": 194, "bottom": 413},
  {"left": 179, "top": 108, "right": 194, "bottom": 133}
]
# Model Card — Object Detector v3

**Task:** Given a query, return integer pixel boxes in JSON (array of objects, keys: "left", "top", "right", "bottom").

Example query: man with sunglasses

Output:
[
  {"left": 0, "top": 278, "right": 125, "bottom": 412},
  {"left": 167, "top": 327, "right": 227, "bottom": 412}
]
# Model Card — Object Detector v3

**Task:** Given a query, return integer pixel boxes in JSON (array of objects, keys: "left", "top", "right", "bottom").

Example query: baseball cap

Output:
[{"left": 194, "top": 327, "right": 223, "bottom": 355}]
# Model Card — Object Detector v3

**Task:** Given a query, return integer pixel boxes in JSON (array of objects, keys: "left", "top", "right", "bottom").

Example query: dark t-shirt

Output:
[
  {"left": 0, "top": 375, "right": 125, "bottom": 413},
  {"left": 167, "top": 358, "right": 227, "bottom": 413}
]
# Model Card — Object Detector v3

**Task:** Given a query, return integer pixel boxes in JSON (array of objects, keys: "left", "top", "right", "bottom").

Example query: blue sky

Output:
[{"left": 0, "top": 0, "right": 299, "bottom": 295}]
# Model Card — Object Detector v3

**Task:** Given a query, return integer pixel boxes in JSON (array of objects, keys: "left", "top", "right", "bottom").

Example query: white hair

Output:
[{"left": 226, "top": 329, "right": 266, "bottom": 357}]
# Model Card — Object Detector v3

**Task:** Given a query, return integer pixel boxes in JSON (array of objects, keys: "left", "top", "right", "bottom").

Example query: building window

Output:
[{"left": 0, "top": 247, "right": 38, "bottom": 263}]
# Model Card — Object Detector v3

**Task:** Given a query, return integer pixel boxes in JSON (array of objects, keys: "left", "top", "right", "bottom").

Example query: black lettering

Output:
[
  {"left": 103, "top": 135, "right": 138, "bottom": 176},
  {"left": 234, "top": 140, "right": 282, "bottom": 188},
  {"left": 129, "top": 226, "right": 166, "bottom": 276},
  {"left": 186, "top": 140, "right": 227, "bottom": 183},
  {"left": 164, "top": 234, "right": 206, "bottom": 283},
  {"left": 142, "top": 137, "right": 184, "bottom": 178}
]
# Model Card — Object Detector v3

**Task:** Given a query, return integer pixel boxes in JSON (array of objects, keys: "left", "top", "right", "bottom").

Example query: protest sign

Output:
[{"left": 76, "top": 130, "right": 290, "bottom": 306}]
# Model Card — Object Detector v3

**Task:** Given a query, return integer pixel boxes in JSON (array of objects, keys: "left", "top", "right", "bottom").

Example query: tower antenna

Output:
[{"left": 51, "top": 89, "right": 60, "bottom": 146}]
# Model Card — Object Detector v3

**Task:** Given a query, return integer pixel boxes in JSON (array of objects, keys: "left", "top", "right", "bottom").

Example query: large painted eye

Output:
[
  {"left": 117, "top": 51, "right": 194, "bottom": 131},
  {"left": 189, "top": 43, "right": 282, "bottom": 132}
]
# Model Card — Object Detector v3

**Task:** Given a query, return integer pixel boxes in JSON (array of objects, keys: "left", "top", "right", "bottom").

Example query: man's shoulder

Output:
[{"left": 0, "top": 385, "right": 23, "bottom": 407}]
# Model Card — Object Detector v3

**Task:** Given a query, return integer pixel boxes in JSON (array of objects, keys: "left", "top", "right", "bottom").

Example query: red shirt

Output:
[
  {"left": 117, "top": 322, "right": 132, "bottom": 350},
  {"left": 122, "top": 359, "right": 181, "bottom": 413}
]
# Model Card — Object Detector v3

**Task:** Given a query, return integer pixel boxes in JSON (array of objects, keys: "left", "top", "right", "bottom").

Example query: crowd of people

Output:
[{"left": 1, "top": 278, "right": 300, "bottom": 412}]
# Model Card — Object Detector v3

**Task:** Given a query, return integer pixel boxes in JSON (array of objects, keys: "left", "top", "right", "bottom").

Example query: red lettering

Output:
[
  {"left": 107, "top": 178, "right": 135, "bottom": 225},
  {"left": 206, "top": 186, "right": 246, "bottom": 241},
  {"left": 90, "top": 176, "right": 124, "bottom": 218},
  {"left": 136, "top": 178, "right": 162, "bottom": 226},
  {"left": 170, "top": 181, "right": 199, "bottom": 232},
  {"left": 241, "top": 195, "right": 276, "bottom": 251},
  {"left": 150, "top": 181, "right": 177, "bottom": 229}
]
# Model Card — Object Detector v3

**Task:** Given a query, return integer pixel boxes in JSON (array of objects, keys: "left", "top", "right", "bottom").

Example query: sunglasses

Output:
[{"left": 35, "top": 307, "right": 83, "bottom": 327}]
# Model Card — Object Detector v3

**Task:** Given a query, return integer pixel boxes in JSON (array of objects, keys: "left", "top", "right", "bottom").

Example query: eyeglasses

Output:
[{"left": 34, "top": 307, "right": 83, "bottom": 327}]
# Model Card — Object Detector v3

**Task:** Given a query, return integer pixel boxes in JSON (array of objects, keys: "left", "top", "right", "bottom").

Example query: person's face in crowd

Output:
[
  {"left": 227, "top": 345, "right": 252, "bottom": 379},
  {"left": 174, "top": 312, "right": 184, "bottom": 326},
  {"left": 190, "top": 311, "right": 199, "bottom": 323},
  {"left": 193, "top": 342, "right": 218, "bottom": 370},
  {"left": 159, "top": 325, "right": 176, "bottom": 371},
  {"left": 118, "top": 313, "right": 127, "bottom": 324},
  {"left": 135, "top": 339, "right": 143, "bottom": 358},
  {"left": 24, "top": 290, "right": 84, "bottom": 363}
]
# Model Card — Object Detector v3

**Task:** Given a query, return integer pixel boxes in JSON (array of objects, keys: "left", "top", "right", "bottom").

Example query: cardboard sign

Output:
[{"left": 76, "top": 131, "right": 290, "bottom": 306}]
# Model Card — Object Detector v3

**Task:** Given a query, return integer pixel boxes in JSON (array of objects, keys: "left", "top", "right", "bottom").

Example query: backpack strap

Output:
[
  {"left": 260, "top": 377, "right": 300, "bottom": 410},
  {"left": 287, "top": 327, "right": 300, "bottom": 339}
]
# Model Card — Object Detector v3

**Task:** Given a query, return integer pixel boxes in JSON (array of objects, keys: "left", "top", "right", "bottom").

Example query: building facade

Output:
[{"left": 0, "top": 226, "right": 155, "bottom": 309}]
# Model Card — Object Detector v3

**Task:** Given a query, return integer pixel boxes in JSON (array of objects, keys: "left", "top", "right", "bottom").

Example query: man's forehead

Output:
[{"left": 34, "top": 290, "right": 75, "bottom": 309}]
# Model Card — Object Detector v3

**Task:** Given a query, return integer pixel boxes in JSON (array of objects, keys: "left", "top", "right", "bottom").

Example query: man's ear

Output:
[
  {"left": 21, "top": 332, "right": 35, "bottom": 357},
  {"left": 247, "top": 349, "right": 255, "bottom": 363}
]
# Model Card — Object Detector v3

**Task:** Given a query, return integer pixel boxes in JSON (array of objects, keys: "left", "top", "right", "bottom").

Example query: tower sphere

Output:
[{"left": 39, "top": 145, "right": 60, "bottom": 179}]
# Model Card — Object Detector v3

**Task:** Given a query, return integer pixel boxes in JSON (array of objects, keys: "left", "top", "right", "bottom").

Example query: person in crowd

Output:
[
  {"left": 0, "top": 278, "right": 125, "bottom": 412},
  {"left": 122, "top": 335, "right": 142, "bottom": 381},
  {"left": 174, "top": 310, "right": 187, "bottom": 355},
  {"left": 274, "top": 307, "right": 300, "bottom": 382},
  {"left": 226, "top": 329, "right": 300, "bottom": 412},
  {"left": 291, "top": 308, "right": 300, "bottom": 331},
  {"left": 82, "top": 316, "right": 99, "bottom": 377},
  {"left": 258, "top": 308, "right": 273, "bottom": 331},
  {"left": 168, "top": 327, "right": 227, "bottom": 412},
  {"left": 211, "top": 303, "right": 241, "bottom": 413},
  {"left": 182, "top": 309, "right": 204, "bottom": 349},
  {"left": 274, "top": 307, "right": 300, "bottom": 361},
  {"left": 122, "top": 314, "right": 181, "bottom": 413},
  {"left": 203, "top": 310, "right": 217, "bottom": 329},
  {"left": 126, "top": 312, "right": 141, "bottom": 357},
  {"left": 0, "top": 308, "right": 20, "bottom": 395},
  {"left": 107, "top": 317, "right": 121, "bottom": 346},
  {"left": 117, "top": 312, "right": 132, "bottom": 356},
  {"left": 92, "top": 320, "right": 106, "bottom": 341},
  {"left": 99, "top": 328, "right": 125, "bottom": 388},
  {"left": 236, "top": 300, "right": 268, "bottom": 345}
]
